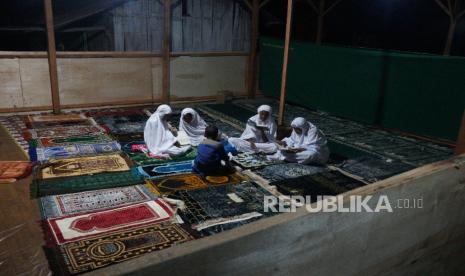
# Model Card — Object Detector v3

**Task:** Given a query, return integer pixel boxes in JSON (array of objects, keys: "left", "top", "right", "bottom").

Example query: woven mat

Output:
[
  {"left": 122, "top": 144, "right": 197, "bottom": 166},
  {"left": 252, "top": 163, "right": 329, "bottom": 184},
  {"left": 147, "top": 172, "right": 246, "bottom": 196},
  {"left": 33, "top": 141, "right": 121, "bottom": 162},
  {"left": 136, "top": 160, "right": 193, "bottom": 179},
  {"left": 29, "top": 134, "right": 114, "bottom": 148},
  {"left": 171, "top": 182, "right": 275, "bottom": 236},
  {"left": 31, "top": 169, "right": 143, "bottom": 198},
  {"left": 44, "top": 221, "right": 193, "bottom": 275},
  {"left": 40, "top": 184, "right": 157, "bottom": 218},
  {"left": 273, "top": 170, "right": 366, "bottom": 201}
]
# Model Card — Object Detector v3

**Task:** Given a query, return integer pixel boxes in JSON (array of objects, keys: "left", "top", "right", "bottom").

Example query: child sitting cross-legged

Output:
[{"left": 193, "top": 125, "right": 234, "bottom": 176}]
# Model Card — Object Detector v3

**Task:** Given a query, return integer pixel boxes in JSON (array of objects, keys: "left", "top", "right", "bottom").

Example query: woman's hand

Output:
[
  {"left": 276, "top": 140, "right": 287, "bottom": 147},
  {"left": 250, "top": 141, "right": 257, "bottom": 150},
  {"left": 170, "top": 127, "right": 178, "bottom": 136}
]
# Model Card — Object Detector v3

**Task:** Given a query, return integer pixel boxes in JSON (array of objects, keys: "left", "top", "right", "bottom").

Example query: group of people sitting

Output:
[{"left": 144, "top": 104, "right": 329, "bottom": 176}]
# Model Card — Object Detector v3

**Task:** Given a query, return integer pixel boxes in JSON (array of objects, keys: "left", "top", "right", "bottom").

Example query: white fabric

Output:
[
  {"left": 285, "top": 117, "right": 328, "bottom": 148},
  {"left": 178, "top": 108, "right": 208, "bottom": 146},
  {"left": 228, "top": 137, "right": 278, "bottom": 154},
  {"left": 144, "top": 105, "right": 191, "bottom": 155},
  {"left": 228, "top": 105, "right": 277, "bottom": 154},
  {"left": 240, "top": 104, "right": 277, "bottom": 142},
  {"left": 276, "top": 117, "right": 329, "bottom": 165}
]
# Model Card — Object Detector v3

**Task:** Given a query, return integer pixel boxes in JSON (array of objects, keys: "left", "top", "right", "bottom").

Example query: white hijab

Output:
[
  {"left": 179, "top": 108, "right": 208, "bottom": 146},
  {"left": 144, "top": 104, "right": 176, "bottom": 154},
  {"left": 289, "top": 117, "right": 327, "bottom": 148},
  {"left": 240, "top": 105, "right": 276, "bottom": 142}
]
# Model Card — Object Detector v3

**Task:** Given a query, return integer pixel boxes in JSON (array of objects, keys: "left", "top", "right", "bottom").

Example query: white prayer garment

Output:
[
  {"left": 228, "top": 105, "right": 278, "bottom": 154},
  {"left": 274, "top": 117, "right": 329, "bottom": 165},
  {"left": 178, "top": 108, "right": 208, "bottom": 146},
  {"left": 144, "top": 104, "right": 191, "bottom": 156}
]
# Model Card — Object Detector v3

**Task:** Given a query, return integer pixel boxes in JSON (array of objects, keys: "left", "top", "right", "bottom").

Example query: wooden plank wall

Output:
[{"left": 0, "top": 52, "right": 247, "bottom": 112}]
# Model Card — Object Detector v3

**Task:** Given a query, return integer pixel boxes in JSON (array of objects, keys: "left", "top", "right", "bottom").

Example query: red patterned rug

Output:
[{"left": 44, "top": 199, "right": 174, "bottom": 245}]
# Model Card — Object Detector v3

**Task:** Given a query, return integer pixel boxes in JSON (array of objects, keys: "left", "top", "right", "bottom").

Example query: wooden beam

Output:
[
  {"left": 455, "top": 109, "right": 465, "bottom": 154},
  {"left": 278, "top": 0, "right": 294, "bottom": 125},
  {"left": 44, "top": 0, "right": 61, "bottom": 114},
  {"left": 0, "top": 51, "right": 250, "bottom": 59},
  {"left": 162, "top": 0, "right": 171, "bottom": 104},
  {"left": 246, "top": 0, "right": 260, "bottom": 99}
]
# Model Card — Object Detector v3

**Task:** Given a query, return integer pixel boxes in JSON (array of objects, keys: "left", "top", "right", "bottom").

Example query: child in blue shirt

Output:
[{"left": 193, "top": 125, "right": 234, "bottom": 176}]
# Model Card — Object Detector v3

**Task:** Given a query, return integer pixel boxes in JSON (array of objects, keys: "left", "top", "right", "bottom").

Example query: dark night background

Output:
[{"left": 1, "top": 0, "right": 465, "bottom": 56}]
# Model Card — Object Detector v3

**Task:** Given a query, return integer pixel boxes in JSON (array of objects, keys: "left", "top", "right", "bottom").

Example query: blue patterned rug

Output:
[
  {"left": 32, "top": 141, "right": 121, "bottom": 162},
  {"left": 137, "top": 161, "right": 193, "bottom": 179}
]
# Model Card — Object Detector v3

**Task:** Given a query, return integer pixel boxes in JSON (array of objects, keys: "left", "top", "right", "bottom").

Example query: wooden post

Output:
[
  {"left": 162, "top": 0, "right": 171, "bottom": 104},
  {"left": 246, "top": 0, "right": 260, "bottom": 99},
  {"left": 44, "top": 0, "right": 61, "bottom": 114},
  {"left": 278, "top": 0, "right": 294, "bottom": 126},
  {"left": 455, "top": 109, "right": 465, "bottom": 155}
]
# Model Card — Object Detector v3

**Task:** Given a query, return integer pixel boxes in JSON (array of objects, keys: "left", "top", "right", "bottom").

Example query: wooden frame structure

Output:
[
  {"left": 43, "top": 0, "right": 61, "bottom": 114},
  {"left": 39, "top": 0, "right": 257, "bottom": 113},
  {"left": 278, "top": 0, "right": 293, "bottom": 126},
  {"left": 244, "top": 0, "right": 271, "bottom": 99},
  {"left": 162, "top": 0, "right": 172, "bottom": 104}
]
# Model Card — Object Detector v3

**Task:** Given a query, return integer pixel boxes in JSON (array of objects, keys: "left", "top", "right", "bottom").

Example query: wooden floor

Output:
[{"left": 0, "top": 127, "right": 51, "bottom": 275}]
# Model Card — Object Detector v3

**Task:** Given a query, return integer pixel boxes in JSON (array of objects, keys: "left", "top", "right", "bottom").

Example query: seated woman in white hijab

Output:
[
  {"left": 274, "top": 117, "right": 329, "bottom": 165},
  {"left": 144, "top": 104, "right": 191, "bottom": 157},
  {"left": 228, "top": 105, "right": 278, "bottom": 154},
  {"left": 178, "top": 108, "right": 208, "bottom": 146}
]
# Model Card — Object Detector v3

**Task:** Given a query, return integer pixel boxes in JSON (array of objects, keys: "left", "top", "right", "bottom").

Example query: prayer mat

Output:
[
  {"left": 203, "top": 104, "right": 255, "bottom": 123},
  {"left": 273, "top": 170, "right": 366, "bottom": 202},
  {"left": 40, "top": 184, "right": 157, "bottom": 218},
  {"left": 137, "top": 160, "right": 193, "bottom": 179},
  {"left": 376, "top": 145, "right": 451, "bottom": 166},
  {"left": 196, "top": 110, "right": 243, "bottom": 137},
  {"left": 0, "top": 161, "right": 32, "bottom": 183},
  {"left": 36, "top": 154, "right": 132, "bottom": 179},
  {"left": 0, "top": 116, "right": 30, "bottom": 153},
  {"left": 253, "top": 163, "right": 329, "bottom": 184},
  {"left": 26, "top": 114, "right": 87, "bottom": 124},
  {"left": 122, "top": 144, "right": 197, "bottom": 166},
  {"left": 24, "top": 118, "right": 96, "bottom": 130},
  {"left": 34, "top": 141, "right": 121, "bottom": 162},
  {"left": 92, "top": 111, "right": 148, "bottom": 134},
  {"left": 148, "top": 172, "right": 246, "bottom": 196},
  {"left": 232, "top": 152, "right": 282, "bottom": 169},
  {"left": 111, "top": 132, "right": 144, "bottom": 143},
  {"left": 29, "top": 134, "right": 114, "bottom": 148},
  {"left": 338, "top": 156, "right": 415, "bottom": 183},
  {"left": 45, "top": 222, "right": 193, "bottom": 275},
  {"left": 351, "top": 136, "right": 415, "bottom": 152},
  {"left": 44, "top": 199, "right": 174, "bottom": 245},
  {"left": 31, "top": 169, "right": 144, "bottom": 198},
  {"left": 172, "top": 182, "right": 275, "bottom": 233},
  {"left": 23, "top": 125, "right": 104, "bottom": 140},
  {"left": 331, "top": 129, "right": 389, "bottom": 143},
  {"left": 197, "top": 105, "right": 249, "bottom": 129}
]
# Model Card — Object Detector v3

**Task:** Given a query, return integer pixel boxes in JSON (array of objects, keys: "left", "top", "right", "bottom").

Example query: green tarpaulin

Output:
[{"left": 259, "top": 37, "right": 465, "bottom": 142}]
